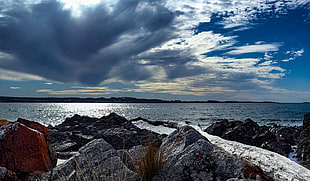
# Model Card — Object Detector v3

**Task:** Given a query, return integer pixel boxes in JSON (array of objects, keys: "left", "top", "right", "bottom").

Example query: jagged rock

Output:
[
  {"left": 0, "top": 121, "right": 56, "bottom": 180},
  {"left": 50, "top": 113, "right": 164, "bottom": 152},
  {"left": 153, "top": 126, "right": 272, "bottom": 181},
  {"left": 296, "top": 113, "right": 310, "bottom": 166},
  {"left": 204, "top": 119, "right": 242, "bottom": 137},
  {"left": 205, "top": 118, "right": 292, "bottom": 156},
  {"left": 269, "top": 126, "right": 301, "bottom": 146},
  {"left": 40, "top": 139, "right": 139, "bottom": 181}
]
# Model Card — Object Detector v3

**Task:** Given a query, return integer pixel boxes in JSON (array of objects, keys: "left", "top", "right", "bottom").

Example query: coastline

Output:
[{"left": 1, "top": 112, "right": 310, "bottom": 180}]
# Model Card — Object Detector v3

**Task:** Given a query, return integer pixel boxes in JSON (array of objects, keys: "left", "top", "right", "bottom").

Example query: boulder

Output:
[
  {"left": 40, "top": 139, "right": 139, "bottom": 181},
  {"left": 152, "top": 126, "right": 272, "bottom": 181},
  {"left": 50, "top": 113, "right": 164, "bottom": 152},
  {"left": 0, "top": 121, "right": 56, "bottom": 179},
  {"left": 204, "top": 119, "right": 242, "bottom": 137},
  {"left": 296, "top": 113, "right": 310, "bottom": 166},
  {"left": 205, "top": 118, "right": 292, "bottom": 156}
]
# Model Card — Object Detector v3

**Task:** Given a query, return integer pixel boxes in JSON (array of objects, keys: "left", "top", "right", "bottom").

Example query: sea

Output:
[{"left": 1, "top": 102, "right": 309, "bottom": 128}]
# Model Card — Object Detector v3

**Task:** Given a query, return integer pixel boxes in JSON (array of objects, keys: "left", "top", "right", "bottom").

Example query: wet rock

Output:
[
  {"left": 269, "top": 126, "right": 301, "bottom": 146},
  {"left": 205, "top": 118, "right": 292, "bottom": 156},
  {"left": 0, "top": 121, "right": 56, "bottom": 179},
  {"left": 40, "top": 139, "right": 139, "bottom": 181},
  {"left": 51, "top": 113, "right": 164, "bottom": 152},
  {"left": 153, "top": 126, "right": 272, "bottom": 181},
  {"left": 296, "top": 113, "right": 310, "bottom": 165},
  {"left": 204, "top": 119, "right": 242, "bottom": 137}
]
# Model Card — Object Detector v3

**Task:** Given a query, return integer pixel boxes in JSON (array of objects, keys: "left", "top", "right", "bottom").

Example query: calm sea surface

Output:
[{"left": 0, "top": 103, "right": 309, "bottom": 128}]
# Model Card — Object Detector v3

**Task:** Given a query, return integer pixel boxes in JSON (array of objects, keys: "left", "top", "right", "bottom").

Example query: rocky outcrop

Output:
[
  {"left": 0, "top": 120, "right": 56, "bottom": 180},
  {"left": 205, "top": 118, "right": 294, "bottom": 156},
  {"left": 153, "top": 126, "right": 273, "bottom": 181},
  {"left": 296, "top": 113, "right": 310, "bottom": 168},
  {"left": 50, "top": 113, "right": 164, "bottom": 154},
  {"left": 40, "top": 139, "right": 139, "bottom": 181}
]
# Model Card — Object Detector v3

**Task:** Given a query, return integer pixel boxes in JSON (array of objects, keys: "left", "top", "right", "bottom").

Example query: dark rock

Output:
[
  {"left": 303, "top": 113, "right": 310, "bottom": 128},
  {"left": 40, "top": 139, "right": 139, "bottom": 181},
  {"left": 205, "top": 118, "right": 293, "bottom": 156},
  {"left": 269, "top": 126, "right": 301, "bottom": 145},
  {"left": 153, "top": 126, "right": 272, "bottom": 181},
  {"left": 204, "top": 119, "right": 242, "bottom": 137},
  {"left": 296, "top": 113, "right": 310, "bottom": 165},
  {"left": 51, "top": 113, "right": 164, "bottom": 152}
]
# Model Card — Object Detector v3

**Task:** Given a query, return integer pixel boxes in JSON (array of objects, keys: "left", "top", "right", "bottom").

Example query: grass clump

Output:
[{"left": 136, "top": 145, "right": 166, "bottom": 181}]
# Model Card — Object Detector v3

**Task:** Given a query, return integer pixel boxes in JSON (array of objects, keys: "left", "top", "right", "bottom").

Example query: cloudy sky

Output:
[{"left": 0, "top": 0, "right": 309, "bottom": 102}]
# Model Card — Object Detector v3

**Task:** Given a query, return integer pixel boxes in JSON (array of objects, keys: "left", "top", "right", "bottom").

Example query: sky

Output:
[{"left": 0, "top": 0, "right": 309, "bottom": 102}]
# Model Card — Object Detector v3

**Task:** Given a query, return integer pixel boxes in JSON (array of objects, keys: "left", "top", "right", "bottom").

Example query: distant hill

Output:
[
  {"left": 0, "top": 96, "right": 171, "bottom": 103},
  {"left": 0, "top": 96, "right": 276, "bottom": 103}
]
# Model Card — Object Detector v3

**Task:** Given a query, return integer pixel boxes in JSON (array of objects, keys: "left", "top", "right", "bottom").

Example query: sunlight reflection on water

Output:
[{"left": 0, "top": 103, "right": 309, "bottom": 127}]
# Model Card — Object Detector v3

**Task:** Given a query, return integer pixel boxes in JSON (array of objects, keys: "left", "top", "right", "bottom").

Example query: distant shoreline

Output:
[{"left": 0, "top": 96, "right": 282, "bottom": 103}]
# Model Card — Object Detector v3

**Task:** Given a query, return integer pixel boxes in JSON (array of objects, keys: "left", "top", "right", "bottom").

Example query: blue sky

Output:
[{"left": 0, "top": 0, "right": 309, "bottom": 102}]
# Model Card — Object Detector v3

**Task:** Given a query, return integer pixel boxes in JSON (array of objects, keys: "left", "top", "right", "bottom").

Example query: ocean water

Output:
[{"left": 0, "top": 103, "right": 309, "bottom": 128}]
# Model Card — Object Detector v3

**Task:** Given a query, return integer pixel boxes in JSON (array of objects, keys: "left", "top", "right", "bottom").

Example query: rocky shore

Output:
[{"left": 1, "top": 113, "right": 310, "bottom": 180}]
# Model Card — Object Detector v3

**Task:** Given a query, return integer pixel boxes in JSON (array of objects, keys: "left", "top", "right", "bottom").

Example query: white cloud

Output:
[
  {"left": 0, "top": 68, "right": 44, "bottom": 81},
  {"left": 36, "top": 86, "right": 121, "bottom": 95},
  {"left": 226, "top": 44, "right": 281, "bottom": 55},
  {"left": 10, "top": 87, "right": 21, "bottom": 90},
  {"left": 282, "top": 49, "right": 304, "bottom": 62},
  {"left": 223, "top": 23, "right": 244, "bottom": 29}
]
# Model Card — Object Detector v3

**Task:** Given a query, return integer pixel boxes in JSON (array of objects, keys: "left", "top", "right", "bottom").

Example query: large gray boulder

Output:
[
  {"left": 152, "top": 126, "right": 272, "bottom": 181},
  {"left": 40, "top": 139, "right": 139, "bottom": 181}
]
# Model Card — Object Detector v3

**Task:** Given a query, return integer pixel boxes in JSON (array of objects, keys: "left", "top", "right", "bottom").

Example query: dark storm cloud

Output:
[
  {"left": 0, "top": 0, "right": 175, "bottom": 85},
  {"left": 136, "top": 49, "right": 207, "bottom": 79}
]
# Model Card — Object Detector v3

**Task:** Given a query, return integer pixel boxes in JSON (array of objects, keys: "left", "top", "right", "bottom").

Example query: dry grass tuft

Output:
[{"left": 136, "top": 145, "right": 166, "bottom": 181}]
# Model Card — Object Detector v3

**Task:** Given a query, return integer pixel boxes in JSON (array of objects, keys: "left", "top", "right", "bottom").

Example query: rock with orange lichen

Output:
[
  {"left": 0, "top": 120, "right": 9, "bottom": 126},
  {"left": 0, "top": 121, "right": 56, "bottom": 179},
  {"left": 17, "top": 118, "right": 49, "bottom": 138},
  {"left": 16, "top": 118, "right": 58, "bottom": 167}
]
